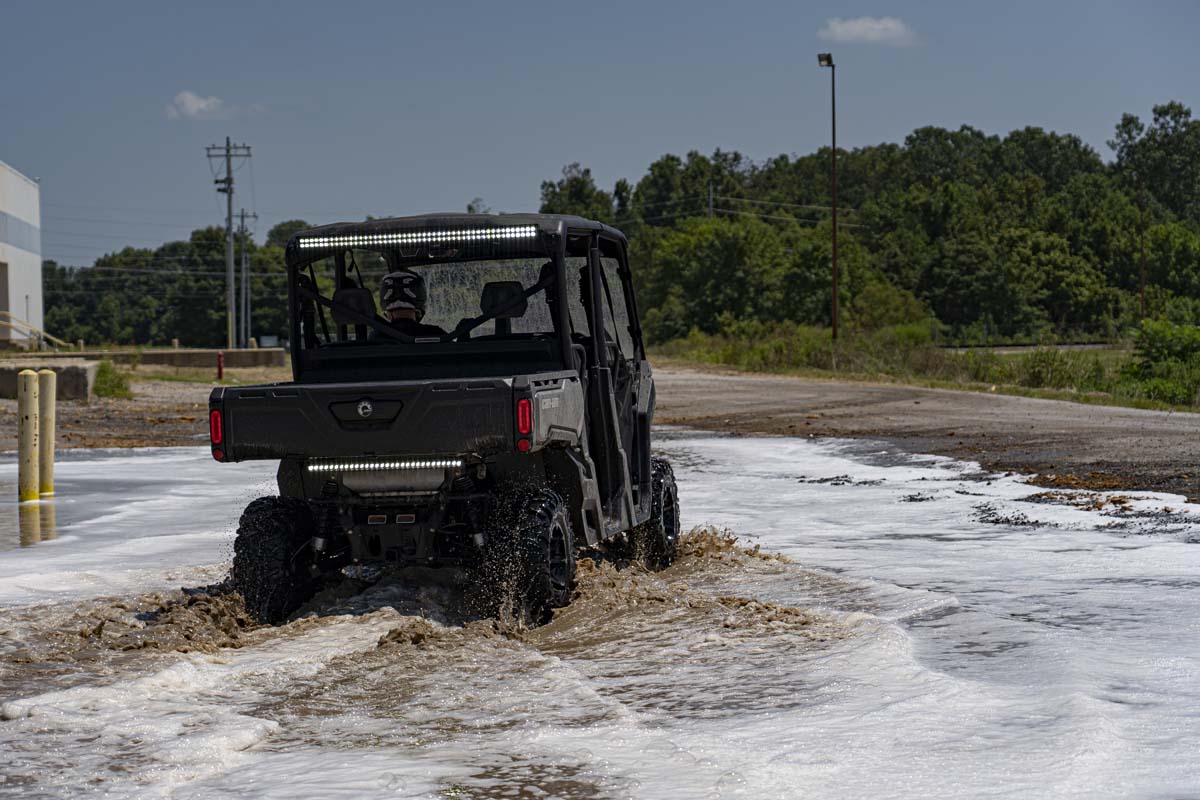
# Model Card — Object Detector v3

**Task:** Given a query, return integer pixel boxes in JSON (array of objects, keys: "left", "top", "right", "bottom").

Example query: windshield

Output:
[{"left": 292, "top": 251, "right": 571, "bottom": 380}]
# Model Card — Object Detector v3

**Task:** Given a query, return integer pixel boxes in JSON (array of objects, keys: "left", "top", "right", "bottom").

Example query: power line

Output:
[
  {"left": 50, "top": 265, "right": 287, "bottom": 277},
  {"left": 43, "top": 215, "right": 212, "bottom": 229},
  {"left": 614, "top": 209, "right": 708, "bottom": 226},
  {"left": 44, "top": 289, "right": 287, "bottom": 301},
  {"left": 42, "top": 253, "right": 233, "bottom": 264},
  {"left": 713, "top": 206, "right": 867, "bottom": 228},
  {"left": 43, "top": 201, "right": 214, "bottom": 215},
  {"left": 633, "top": 195, "right": 706, "bottom": 211},
  {"left": 43, "top": 231, "right": 191, "bottom": 243},
  {"left": 713, "top": 195, "right": 859, "bottom": 214}
]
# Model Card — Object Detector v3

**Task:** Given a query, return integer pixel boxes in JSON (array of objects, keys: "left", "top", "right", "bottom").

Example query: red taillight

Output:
[
  {"left": 516, "top": 438, "right": 531, "bottom": 452},
  {"left": 516, "top": 398, "right": 532, "bottom": 436},
  {"left": 209, "top": 409, "right": 223, "bottom": 445},
  {"left": 212, "top": 448, "right": 225, "bottom": 462}
]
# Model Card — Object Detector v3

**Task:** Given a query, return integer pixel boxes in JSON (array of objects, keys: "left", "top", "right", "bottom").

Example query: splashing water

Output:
[{"left": 1, "top": 436, "right": 1199, "bottom": 798}]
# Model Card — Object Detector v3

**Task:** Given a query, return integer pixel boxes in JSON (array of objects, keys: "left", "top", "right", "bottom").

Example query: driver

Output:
[{"left": 378, "top": 270, "right": 447, "bottom": 338}]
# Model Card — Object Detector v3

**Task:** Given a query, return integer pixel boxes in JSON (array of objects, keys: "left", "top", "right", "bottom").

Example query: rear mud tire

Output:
[
  {"left": 231, "top": 496, "right": 320, "bottom": 625},
  {"left": 630, "top": 458, "right": 680, "bottom": 571},
  {"left": 474, "top": 488, "right": 577, "bottom": 626}
]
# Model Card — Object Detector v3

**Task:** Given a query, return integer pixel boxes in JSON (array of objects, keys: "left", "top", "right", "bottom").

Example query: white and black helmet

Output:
[{"left": 379, "top": 270, "right": 428, "bottom": 319}]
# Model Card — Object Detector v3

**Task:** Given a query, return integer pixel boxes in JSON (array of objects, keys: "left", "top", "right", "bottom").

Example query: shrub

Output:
[
  {"left": 94, "top": 360, "right": 132, "bottom": 399},
  {"left": 850, "top": 281, "right": 930, "bottom": 331},
  {"left": 962, "top": 350, "right": 1011, "bottom": 384},
  {"left": 1016, "top": 349, "right": 1074, "bottom": 388},
  {"left": 1132, "top": 320, "right": 1200, "bottom": 376}
]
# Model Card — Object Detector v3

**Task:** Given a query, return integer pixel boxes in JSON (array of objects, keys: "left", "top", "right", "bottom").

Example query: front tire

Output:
[{"left": 231, "top": 496, "right": 320, "bottom": 624}]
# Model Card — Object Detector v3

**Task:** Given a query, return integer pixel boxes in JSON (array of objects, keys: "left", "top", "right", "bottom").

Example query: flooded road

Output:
[{"left": 1, "top": 435, "right": 1198, "bottom": 798}]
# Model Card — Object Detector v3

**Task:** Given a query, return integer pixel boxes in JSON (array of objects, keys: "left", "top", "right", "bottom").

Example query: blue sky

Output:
[{"left": 3, "top": 1, "right": 1197, "bottom": 265}]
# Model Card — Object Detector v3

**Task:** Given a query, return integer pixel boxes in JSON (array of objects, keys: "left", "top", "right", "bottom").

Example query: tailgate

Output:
[{"left": 210, "top": 377, "right": 515, "bottom": 461}]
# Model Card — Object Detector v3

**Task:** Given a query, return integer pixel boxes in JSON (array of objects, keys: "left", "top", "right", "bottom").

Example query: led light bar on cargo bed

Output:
[
  {"left": 307, "top": 458, "right": 464, "bottom": 472},
  {"left": 297, "top": 225, "right": 538, "bottom": 250}
]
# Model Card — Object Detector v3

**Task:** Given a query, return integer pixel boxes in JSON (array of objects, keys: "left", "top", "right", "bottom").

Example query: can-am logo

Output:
[{"left": 357, "top": 400, "right": 374, "bottom": 418}]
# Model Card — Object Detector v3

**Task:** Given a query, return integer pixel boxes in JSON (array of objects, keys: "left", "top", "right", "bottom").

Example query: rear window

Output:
[{"left": 292, "top": 251, "right": 566, "bottom": 379}]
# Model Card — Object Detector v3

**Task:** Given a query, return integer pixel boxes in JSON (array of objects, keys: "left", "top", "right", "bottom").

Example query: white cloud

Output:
[
  {"left": 165, "top": 90, "right": 227, "bottom": 120},
  {"left": 818, "top": 16, "right": 917, "bottom": 46}
]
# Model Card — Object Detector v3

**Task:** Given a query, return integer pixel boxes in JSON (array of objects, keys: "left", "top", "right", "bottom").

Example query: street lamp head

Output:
[{"left": 817, "top": 53, "right": 834, "bottom": 68}]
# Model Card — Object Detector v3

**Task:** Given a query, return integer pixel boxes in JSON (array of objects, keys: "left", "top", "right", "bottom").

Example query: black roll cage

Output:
[{"left": 284, "top": 217, "right": 642, "bottom": 383}]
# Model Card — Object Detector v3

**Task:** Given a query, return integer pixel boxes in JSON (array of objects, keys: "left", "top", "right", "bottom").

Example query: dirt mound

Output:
[
  {"left": 1024, "top": 490, "right": 1139, "bottom": 512},
  {"left": 521, "top": 527, "right": 827, "bottom": 650},
  {"left": 676, "top": 526, "right": 793, "bottom": 565},
  {"left": 102, "top": 589, "right": 260, "bottom": 652},
  {"left": 7, "top": 587, "right": 261, "bottom": 662},
  {"left": 560, "top": 555, "right": 819, "bottom": 635},
  {"left": 1029, "top": 471, "right": 1128, "bottom": 492}
]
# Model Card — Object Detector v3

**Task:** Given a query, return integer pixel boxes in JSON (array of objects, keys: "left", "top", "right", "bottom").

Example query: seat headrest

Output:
[
  {"left": 331, "top": 286, "right": 376, "bottom": 325},
  {"left": 480, "top": 281, "right": 527, "bottom": 319}
]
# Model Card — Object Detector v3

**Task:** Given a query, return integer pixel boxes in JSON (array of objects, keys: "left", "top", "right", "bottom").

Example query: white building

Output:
[{"left": 0, "top": 161, "right": 44, "bottom": 347}]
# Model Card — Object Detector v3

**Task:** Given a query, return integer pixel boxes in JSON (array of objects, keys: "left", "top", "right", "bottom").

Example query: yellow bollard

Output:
[
  {"left": 39, "top": 501, "right": 57, "bottom": 541},
  {"left": 38, "top": 369, "right": 55, "bottom": 496},
  {"left": 17, "top": 370, "right": 39, "bottom": 503},
  {"left": 19, "top": 503, "right": 41, "bottom": 547}
]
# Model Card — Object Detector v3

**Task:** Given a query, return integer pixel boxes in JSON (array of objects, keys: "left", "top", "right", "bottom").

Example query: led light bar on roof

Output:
[
  {"left": 307, "top": 458, "right": 464, "bottom": 473},
  {"left": 297, "top": 225, "right": 538, "bottom": 250}
]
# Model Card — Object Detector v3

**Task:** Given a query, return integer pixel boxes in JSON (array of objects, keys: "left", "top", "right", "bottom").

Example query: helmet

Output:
[{"left": 379, "top": 270, "right": 428, "bottom": 319}]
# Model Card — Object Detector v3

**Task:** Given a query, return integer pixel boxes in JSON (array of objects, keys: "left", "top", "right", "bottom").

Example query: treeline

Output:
[
  {"left": 42, "top": 101, "right": 1200, "bottom": 349},
  {"left": 44, "top": 221, "right": 308, "bottom": 347},
  {"left": 540, "top": 101, "right": 1200, "bottom": 344}
]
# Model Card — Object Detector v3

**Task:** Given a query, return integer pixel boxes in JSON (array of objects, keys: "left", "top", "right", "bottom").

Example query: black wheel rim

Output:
[
  {"left": 664, "top": 483, "right": 679, "bottom": 547},
  {"left": 549, "top": 523, "right": 570, "bottom": 592}
]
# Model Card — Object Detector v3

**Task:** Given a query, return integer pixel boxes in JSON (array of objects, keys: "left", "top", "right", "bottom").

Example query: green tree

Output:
[
  {"left": 539, "top": 163, "right": 615, "bottom": 222},
  {"left": 1110, "top": 102, "right": 1200, "bottom": 223},
  {"left": 644, "top": 216, "right": 787, "bottom": 334},
  {"left": 266, "top": 219, "right": 310, "bottom": 248}
]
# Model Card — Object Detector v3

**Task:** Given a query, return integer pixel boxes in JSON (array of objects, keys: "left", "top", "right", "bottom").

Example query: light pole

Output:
[
  {"left": 1137, "top": 176, "right": 1146, "bottom": 320},
  {"left": 818, "top": 52, "right": 838, "bottom": 341}
]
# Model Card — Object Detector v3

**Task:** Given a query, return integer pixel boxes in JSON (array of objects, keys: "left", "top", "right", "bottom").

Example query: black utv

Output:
[{"left": 209, "top": 213, "right": 679, "bottom": 624}]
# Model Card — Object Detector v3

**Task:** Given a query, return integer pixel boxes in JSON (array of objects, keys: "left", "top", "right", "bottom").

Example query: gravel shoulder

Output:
[
  {"left": 0, "top": 380, "right": 209, "bottom": 450},
  {"left": 654, "top": 364, "right": 1200, "bottom": 500},
  {"left": 3, "top": 365, "right": 1198, "bottom": 499}
]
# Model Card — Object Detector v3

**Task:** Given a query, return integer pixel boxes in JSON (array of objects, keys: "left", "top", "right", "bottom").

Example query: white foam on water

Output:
[
  {"left": 0, "top": 448, "right": 275, "bottom": 606},
  {"left": 662, "top": 434, "right": 1200, "bottom": 797},
  {"left": 1, "top": 438, "right": 1198, "bottom": 798},
  {"left": 1, "top": 610, "right": 404, "bottom": 798}
]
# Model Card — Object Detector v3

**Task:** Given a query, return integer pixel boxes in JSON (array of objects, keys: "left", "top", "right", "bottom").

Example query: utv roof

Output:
[{"left": 289, "top": 212, "right": 627, "bottom": 250}]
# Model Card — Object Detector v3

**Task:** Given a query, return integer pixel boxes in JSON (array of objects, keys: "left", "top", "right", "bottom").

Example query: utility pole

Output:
[
  {"left": 238, "top": 209, "right": 259, "bottom": 347},
  {"left": 1137, "top": 177, "right": 1147, "bottom": 321},
  {"left": 206, "top": 137, "right": 252, "bottom": 348}
]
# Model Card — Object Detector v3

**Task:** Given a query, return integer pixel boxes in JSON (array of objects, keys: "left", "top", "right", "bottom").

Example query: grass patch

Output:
[
  {"left": 93, "top": 360, "right": 132, "bottom": 399},
  {"left": 651, "top": 319, "right": 1199, "bottom": 413}
]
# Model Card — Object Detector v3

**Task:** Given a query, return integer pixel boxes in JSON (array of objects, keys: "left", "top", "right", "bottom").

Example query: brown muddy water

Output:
[
  {"left": 6, "top": 435, "right": 1200, "bottom": 798},
  {"left": 0, "top": 528, "right": 853, "bottom": 799}
]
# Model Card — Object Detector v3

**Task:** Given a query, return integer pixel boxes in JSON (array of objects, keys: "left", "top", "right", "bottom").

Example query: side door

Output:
[{"left": 597, "top": 238, "right": 651, "bottom": 512}]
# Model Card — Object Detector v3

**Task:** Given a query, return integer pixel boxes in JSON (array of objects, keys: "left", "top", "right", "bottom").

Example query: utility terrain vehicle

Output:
[{"left": 210, "top": 213, "right": 679, "bottom": 624}]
